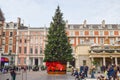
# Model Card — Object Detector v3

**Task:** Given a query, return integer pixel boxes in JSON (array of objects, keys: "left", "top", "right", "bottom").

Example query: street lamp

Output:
[
  {"left": 89, "top": 55, "right": 92, "bottom": 66},
  {"left": 8, "top": 52, "right": 14, "bottom": 67},
  {"left": 110, "top": 56, "right": 113, "bottom": 65}
]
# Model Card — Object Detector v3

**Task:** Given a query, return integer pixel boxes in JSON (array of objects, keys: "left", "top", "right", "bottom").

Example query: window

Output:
[
  {"left": 9, "top": 47, "right": 12, "bottom": 53},
  {"left": 89, "top": 31, "right": 94, "bottom": 36},
  {"left": 19, "top": 47, "right": 21, "bottom": 53},
  {"left": 6, "top": 24, "right": 9, "bottom": 27},
  {"left": 70, "top": 38, "right": 74, "bottom": 44},
  {"left": 10, "top": 32, "right": 13, "bottom": 37},
  {"left": 2, "top": 32, "right": 5, "bottom": 36},
  {"left": 70, "top": 25, "right": 74, "bottom": 29},
  {"left": 80, "top": 31, "right": 84, "bottom": 36},
  {"left": 24, "top": 47, "right": 27, "bottom": 53},
  {"left": 100, "top": 38, "right": 104, "bottom": 44},
  {"left": 110, "top": 38, "right": 114, "bottom": 44},
  {"left": 19, "top": 39, "right": 22, "bottom": 43},
  {"left": 9, "top": 40, "right": 12, "bottom": 44},
  {"left": 99, "top": 31, "right": 104, "bottom": 36},
  {"left": 24, "top": 39, "right": 27, "bottom": 43},
  {"left": 35, "top": 47, "right": 38, "bottom": 54},
  {"left": 24, "top": 58, "right": 26, "bottom": 64},
  {"left": 2, "top": 40, "right": 5, "bottom": 45},
  {"left": 109, "top": 31, "right": 114, "bottom": 36},
  {"left": 14, "top": 24, "right": 17, "bottom": 27},
  {"left": 90, "top": 38, "right": 94, "bottom": 44},
  {"left": 30, "top": 47, "right": 33, "bottom": 54},
  {"left": 40, "top": 48, "right": 42, "bottom": 54},
  {"left": 70, "top": 31, "right": 74, "bottom": 36},
  {"left": 83, "top": 60, "right": 86, "bottom": 65},
  {"left": 9, "top": 50, "right": 12, "bottom": 53},
  {"left": 80, "top": 38, "right": 84, "bottom": 44},
  {"left": 18, "top": 58, "right": 20, "bottom": 64}
]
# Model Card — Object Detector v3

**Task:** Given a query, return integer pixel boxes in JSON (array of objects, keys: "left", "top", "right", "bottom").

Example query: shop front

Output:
[{"left": 0, "top": 57, "right": 9, "bottom": 67}]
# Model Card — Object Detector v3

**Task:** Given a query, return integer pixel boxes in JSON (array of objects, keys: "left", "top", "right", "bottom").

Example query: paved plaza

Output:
[{"left": 0, "top": 70, "right": 99, "bottom": 80}]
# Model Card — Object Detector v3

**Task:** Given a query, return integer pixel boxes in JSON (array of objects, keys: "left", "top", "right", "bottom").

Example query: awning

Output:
[{"left": 0, "top": 57, "right": 9, "bottom": 62}]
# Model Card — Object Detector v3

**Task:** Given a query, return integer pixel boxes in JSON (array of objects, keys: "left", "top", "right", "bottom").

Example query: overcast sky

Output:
[{"left": 0, "top": 0, "right": 120, "bottom": 27}]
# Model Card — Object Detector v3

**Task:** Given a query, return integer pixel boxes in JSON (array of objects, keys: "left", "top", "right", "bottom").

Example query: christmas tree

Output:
[{"left": 44, "top": 6, "right": 73, "bottom": 63}]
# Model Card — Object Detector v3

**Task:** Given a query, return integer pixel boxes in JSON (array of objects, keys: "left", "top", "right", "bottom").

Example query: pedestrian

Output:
[
  {"left": 84, "top": 65, "right": 89, "bottom": 77},
  {"left": 91, "top": 66, "right": 96, "bottom": 78},
  {"left": 71, "top": 67, "right": 74, "bottom": 76},
  {"left": 74, "top": 69, "right": 79, "bottom": 80},
  {"left": 10, "top": 69, "right": 16, "bottom": 80}
]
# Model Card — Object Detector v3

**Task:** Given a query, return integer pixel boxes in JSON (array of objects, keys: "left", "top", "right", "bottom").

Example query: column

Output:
[
  {"left": 116, "top": 37, "right": 118, "bottom": 41},
  {"left": 67, "top": 62, "right": 70, "bottom": 67},
  {"left": 38, "top": 58, "right": 40, "bottom": 66},
  {"left": 91, "top": 57, "right": 94, "bottom": 66},
  {"left": 103, "top": 57, "right": 106, "bottom": 66},
  {"left": 115, "top": 57, "right": 118, "bottom": 65},
  {"left": 26, "top": 56, "right": 29, "bottom": 66},
  {"left": 33, "top": 58, "right": 35, "bottom": 65},
  {"left": 76, "top": 37, "right": 78, "bottom": 46},
  {"left": 75, "top": 57, "right": 79, "bottom": 68},
  {"left": 15, "top": 56, "right": 18, "bottom": 66},
  {"left": 15, "top": 31, "right": 19, "bottom": 66},
  {"left": 96, "top": 37, "right": 98, "bottom": 44}
]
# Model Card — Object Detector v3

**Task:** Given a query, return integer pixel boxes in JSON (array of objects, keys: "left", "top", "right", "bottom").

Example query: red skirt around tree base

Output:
[{"left": 46, "top": 61, "right": 67, "bottom": 74}]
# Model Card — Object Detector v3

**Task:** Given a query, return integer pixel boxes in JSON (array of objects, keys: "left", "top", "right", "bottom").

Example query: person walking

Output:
[
  {"left": 91, "top": 66, "right": 96, "bottom": 78},
  {"left": 10, "top": 69, "right": 16, "bottom": 80}
]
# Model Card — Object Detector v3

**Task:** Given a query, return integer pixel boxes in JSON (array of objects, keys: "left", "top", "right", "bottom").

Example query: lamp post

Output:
[
  {"left": 0, "top": 51, "right": 1, "bottom": 68},
  {"left": 89, "top": 55, "right": 92, "bottom": 66},
  {"left": 8, "top": 52, "right": 14, "bottom": 67},
  {"left": 110, "top": 56, "right": 113, "bottom": 65},
  {"left": 0, "top": 48, "right": 3, "bottom": 68}
]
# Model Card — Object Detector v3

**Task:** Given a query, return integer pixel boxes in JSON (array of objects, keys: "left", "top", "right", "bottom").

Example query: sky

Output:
[{"left": 0, "top": 0, "right": 120, "bottom": 27}]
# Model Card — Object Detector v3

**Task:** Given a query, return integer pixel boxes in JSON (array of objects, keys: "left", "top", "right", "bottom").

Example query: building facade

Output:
[
  {"left": 66, "top": 20, "right": 120, "bottom": 68},
  {"left": 2, "top": 21, "right": 18, "bottom": 66},
  {"left": 16, "top": 27, "right": 47, "bottom": 67}
]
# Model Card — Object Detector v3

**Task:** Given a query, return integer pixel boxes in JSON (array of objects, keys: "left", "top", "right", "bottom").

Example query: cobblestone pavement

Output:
[{"left": 0, "top": 71, "right": 100, "bottom": 80}]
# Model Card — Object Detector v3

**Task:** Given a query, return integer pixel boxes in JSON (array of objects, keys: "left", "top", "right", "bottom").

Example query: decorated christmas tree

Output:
[
  {"left": 44, "top": 6, "right": 73, "bottom": 74},
  {"left": 44, "top": 6, "right": 73, "bottom": 62}
]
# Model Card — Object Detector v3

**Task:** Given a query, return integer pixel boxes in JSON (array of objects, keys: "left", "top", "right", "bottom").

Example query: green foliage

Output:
[{"left": 44, "top": 6, "right": 73, "bottom": 62}]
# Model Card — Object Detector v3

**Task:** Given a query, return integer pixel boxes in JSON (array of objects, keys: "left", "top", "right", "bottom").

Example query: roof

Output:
[
  {"left": 67, "top": 24, "right": 120, "bottom": 30},
  {"left": 0, "top": 8, "right": 5, "bottom": 21}
]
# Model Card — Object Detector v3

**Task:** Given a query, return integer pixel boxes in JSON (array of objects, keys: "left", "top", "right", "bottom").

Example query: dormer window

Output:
[
  {"left": 10, "top": 32, "right": 13, "bottom": 37},
  {"left": 14, "top": 24, "right": 17, "bottom": 28},
  {"left": 6, "top": 24, "right": 9, "bottom": 27}
]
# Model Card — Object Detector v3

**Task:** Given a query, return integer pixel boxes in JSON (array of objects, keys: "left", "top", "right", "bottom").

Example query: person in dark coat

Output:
[
  {"left": 84, "top": 65, "right": 89, "bottom": 77},
  {"left": 74, "top": 69, "right": 79, "bottom": 80},
  {"left": 80, "top": 66, "right": 84, "bottom": 74},
  {"left": 10, "top": 69, "right": 16, "bottom": 80}
]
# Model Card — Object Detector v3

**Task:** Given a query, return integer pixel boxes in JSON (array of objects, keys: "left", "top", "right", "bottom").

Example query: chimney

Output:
[
  {"left": 102, "top": 20, "right": 105, "bottom": 27},
  {"left": 17, "top": 17, "right": 21, "bottom": 28},
  {"left": 65, "top": 20, "right": 68, "bottom": 28},
  {"left": 83, "top": 20, "right": 87, "bottom": 27}
]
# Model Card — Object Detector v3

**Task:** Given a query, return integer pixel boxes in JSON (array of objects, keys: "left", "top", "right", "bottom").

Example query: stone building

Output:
[
  {"left": 16, "top": 26, "right": 47, "bottom": 67},
  {"left": 66, "top": 20, "right": 120, "bottom": 68},
  {"left": 2, "top": 21, "right": 18, "bottom": 66}
]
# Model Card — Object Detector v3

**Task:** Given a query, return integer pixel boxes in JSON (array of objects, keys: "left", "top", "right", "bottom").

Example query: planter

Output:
[
  {"left": 46, "top": 61, "right": 67, "bottom": 74},
  {"left": 47, "top": 70, "right": 66, "bottom": 74},
  {"left": 116, "top": 50, "right": 120, "bottom": 53},
  {"left": 104, "top": 50, "right": 114, "bottom": 53},
  {"left": 92, "top": 49, "right": 103, "bottom": 53}
]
